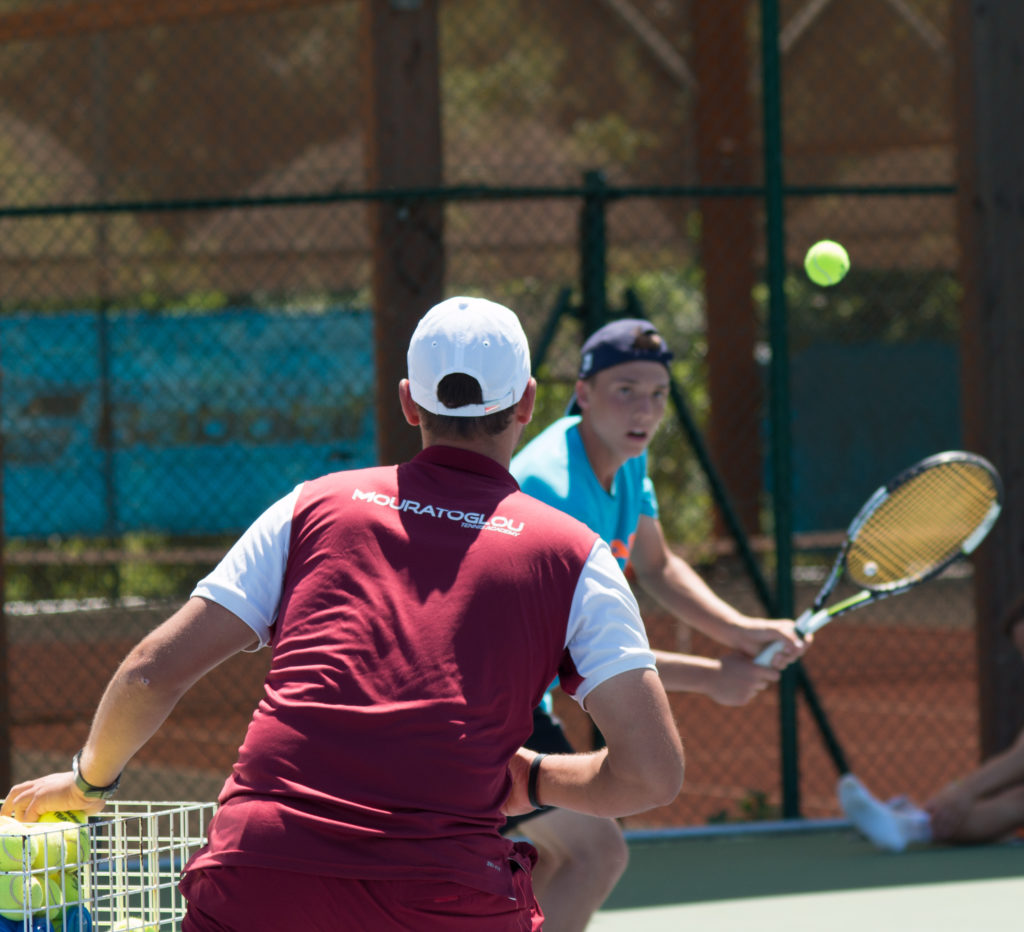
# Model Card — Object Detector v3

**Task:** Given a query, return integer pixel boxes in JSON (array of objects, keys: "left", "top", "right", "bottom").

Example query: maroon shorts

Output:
[{"left": 179, "top": 844, "right": 543, "bottom": 932}]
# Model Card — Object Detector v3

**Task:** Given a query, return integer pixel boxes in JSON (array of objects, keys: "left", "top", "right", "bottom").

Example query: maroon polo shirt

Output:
[{"left": 187, "top": 446, "right": 602, "bottom": 897}]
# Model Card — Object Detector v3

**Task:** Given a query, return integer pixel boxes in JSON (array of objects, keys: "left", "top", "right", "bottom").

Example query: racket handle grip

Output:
[
  {"left": 753, "top": 640, "right": 784, "bottom": 667},
  {"left": 752, "top": 609, "right": 815, "bottom": 668}
]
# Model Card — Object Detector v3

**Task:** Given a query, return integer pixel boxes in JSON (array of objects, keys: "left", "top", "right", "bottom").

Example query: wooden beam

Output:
[
  {"left": 362, "top": 0, "right": 444, "bottom": 466},
  {"left": 592, "top": 0, "right": 695, "bottom": 90},
  {"left": 0, "top": 0, "right": 334, "bottom": 42},
  {"left": 779, "top": 0, "right": 835, "bottom": 55},
  {"left": 693, "top": 0, "right": 762, "bottom": 535},
  {"left": 954, "top": 0, "right": 1024, "bottom": 758},
  {"left": 882, "top": 0, "right": 950, "bottom": 64}
]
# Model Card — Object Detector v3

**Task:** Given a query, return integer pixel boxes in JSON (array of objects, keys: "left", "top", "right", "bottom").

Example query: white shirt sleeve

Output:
[
  {"left": 564, "top": 538, "right": 657, "bottom": 708},
  {"left": 190, "top": 484, "right": 303, "bottom": 650}
]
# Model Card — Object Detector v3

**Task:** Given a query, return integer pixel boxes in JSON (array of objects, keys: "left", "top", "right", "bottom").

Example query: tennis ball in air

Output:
[
  {"left": 0, "top": 871, "right": 44, "bottom": 920},
  {"left": 804, "top": 240, "right": 850, "bottom": 286}
]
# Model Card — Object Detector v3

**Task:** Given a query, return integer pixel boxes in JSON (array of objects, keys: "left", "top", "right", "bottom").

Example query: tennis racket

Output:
[{"left": 755, "top": 450, "right": 1003, "bottom": 667}]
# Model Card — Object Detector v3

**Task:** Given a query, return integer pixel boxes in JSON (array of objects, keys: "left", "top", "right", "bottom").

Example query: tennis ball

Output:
[
  {"left": 0, "top": 871, "right": 44, "bottom": 920},
  {"left": 36, "top": 811, "right": 86, "bottom": 826},
  {"left": 804, "top": 240, "right": 850, "bottom": 286},
  {"left": 34, "top": 812, "right": 89, "bottom": 870},
  {"left": 0, "top": 818, "right": 38, "bottom": 871},
  {"left": 108, "top": 919, "right": 158, "bottom": 932},
  {"left": 51, "top": 868, "right": 82, "bottom": 906},
  {"left": 33, "top": 872, "right": 65, "bottom": 921}
]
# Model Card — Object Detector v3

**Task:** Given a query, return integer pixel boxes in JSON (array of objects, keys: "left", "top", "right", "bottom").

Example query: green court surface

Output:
[{"left": 592, "top": 822, "right": 1024, "bottom": 931}]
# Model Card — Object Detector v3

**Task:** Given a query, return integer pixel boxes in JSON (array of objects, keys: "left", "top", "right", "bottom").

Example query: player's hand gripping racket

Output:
[{"left": 755, "top": 451, "right": 1003, "bottom": 667}]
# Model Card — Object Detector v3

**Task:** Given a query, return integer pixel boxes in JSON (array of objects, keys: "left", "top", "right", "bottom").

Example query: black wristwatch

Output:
[{"left": 72, "top": 750, "right": 121, "bottom": 800}]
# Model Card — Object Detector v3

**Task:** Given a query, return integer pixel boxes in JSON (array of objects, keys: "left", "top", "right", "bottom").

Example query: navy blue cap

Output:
[
  {"left": 567, "top": 319, "right": 674, "bottom": 415},
  {"left": 578, "top": 318, "right": 673, "bottom": 379}
]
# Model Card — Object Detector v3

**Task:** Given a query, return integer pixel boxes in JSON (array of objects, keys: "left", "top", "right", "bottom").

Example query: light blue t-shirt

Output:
[
  {"left": 511, "top": 415, "right": 660, "bottom": 573},
  {"left": 511, "top": 416, "right": 660, "bottom": 714}
]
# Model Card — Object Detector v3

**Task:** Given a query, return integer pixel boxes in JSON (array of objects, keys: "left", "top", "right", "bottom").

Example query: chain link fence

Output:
[{"left": 0, "top": 0, "right": 973, "bottom": 828}]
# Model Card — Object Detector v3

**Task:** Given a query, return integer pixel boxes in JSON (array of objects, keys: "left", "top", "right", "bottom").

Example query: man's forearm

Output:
[
  {"left": 77, "top": 658, "right": 189, "bottom": 787},
  {"left": 652, "top": 650, "right": 723, "bottom": 694},
  {"left": 638, "top": 560, "right": 745, "bottom": 647},
  {"left": 529, "top": 747, "right": 682, "bottom": 818}
]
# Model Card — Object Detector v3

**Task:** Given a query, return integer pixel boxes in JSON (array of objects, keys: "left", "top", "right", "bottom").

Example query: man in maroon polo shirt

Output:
[{"left": 3, "top": 296, "right": 683, "bottom": 931}]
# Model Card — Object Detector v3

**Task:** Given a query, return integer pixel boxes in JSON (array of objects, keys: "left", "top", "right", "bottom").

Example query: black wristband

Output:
[{"left": 527, "top": 753, "right": 548, "bottom": 810}]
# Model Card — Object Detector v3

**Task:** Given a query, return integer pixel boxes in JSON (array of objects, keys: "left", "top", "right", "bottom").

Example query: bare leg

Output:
[
  {"left": 517, "top": 808, "right": 628, "bottom": 932},
  {"left": 941, "top": 784, "right": 1024, "bottom": 844}
]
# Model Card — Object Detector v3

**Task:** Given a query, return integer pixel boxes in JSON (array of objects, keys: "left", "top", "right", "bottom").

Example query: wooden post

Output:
[
  {"left": 954, "top": 1, "right": 1024, "bottom": 757},
  {"left": 692, "top": 0, "right": 762, "bottom": 535},
  {"left": 362, "top": 0, "right": 444, "bottom": 466}
]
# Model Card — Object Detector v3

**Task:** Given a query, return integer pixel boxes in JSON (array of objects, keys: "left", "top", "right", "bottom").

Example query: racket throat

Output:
[{"left": 806, "top": 594, "right": 872, "bottom": 639}]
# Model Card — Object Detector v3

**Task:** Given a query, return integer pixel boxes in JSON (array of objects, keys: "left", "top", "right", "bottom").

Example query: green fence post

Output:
[
  {"left": 760, "top": 0, "right": 799, "bottom": 818},
  {"left": 580, "top": 170, "right": 609, "bottom": 337}
]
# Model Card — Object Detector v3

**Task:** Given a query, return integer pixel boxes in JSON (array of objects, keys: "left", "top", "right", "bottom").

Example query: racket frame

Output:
[{"left": 755, "top": 450, "right": 1002, "bottom": 666}]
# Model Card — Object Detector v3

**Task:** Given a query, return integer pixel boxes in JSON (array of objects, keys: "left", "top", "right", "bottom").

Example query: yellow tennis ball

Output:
[
  {"left": 33, "top": 870, "right": 66, "bottom": 920},
  {"left": 39, "top": 868, "right": 76, "bottom": 920},
  {"left": 109, "top": 919, "right": 160, "bottom": 932},
  {"left": 35, "top": 811, "right": 90, "bottom": 869},
  {"left": 804, "top": 239, "right": 850, "bottom": 286},
  {"left": 37, "top": 810, "right": 86, "bottom": 825},
  {"left": 0, "top": 870, "right": 44, "bottom": 920},
  {"left": 0, "top": 817, "right": 37, "bottom": 871}
]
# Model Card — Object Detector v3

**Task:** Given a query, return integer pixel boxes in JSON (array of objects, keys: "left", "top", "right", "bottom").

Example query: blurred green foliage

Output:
[{"left": 707, "top": 788, "right": 782, "bottom": 824}]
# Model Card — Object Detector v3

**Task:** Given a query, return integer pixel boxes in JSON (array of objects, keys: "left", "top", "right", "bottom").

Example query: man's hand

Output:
[
  {"left": 502, "top": 748, "right": 543, "bottom": 817},
  {"left": 2, "top": 772, "right": 107, "bottom": 823},
  {"left": 731, "top": 617, "right": 809, "bottom": 670},
  {"left": 706, "top": 653, "right": 780, "bottom": 706}
]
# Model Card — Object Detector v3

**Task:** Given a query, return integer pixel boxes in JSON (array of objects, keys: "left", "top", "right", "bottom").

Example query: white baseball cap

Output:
[{"left": 407, "top": 296, "right": 532, "bottom": 417}]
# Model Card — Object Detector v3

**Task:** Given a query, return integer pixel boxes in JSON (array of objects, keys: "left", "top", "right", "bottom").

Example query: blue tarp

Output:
[{"left": 2, "top": 308, "right": 377, "bottom": 537}]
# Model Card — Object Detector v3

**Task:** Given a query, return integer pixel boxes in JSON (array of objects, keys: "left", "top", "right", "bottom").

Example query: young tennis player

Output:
[
  {"left": 840, "top": 594, "right": 1024, "bottom": 852},
  {"left": 2, "top": 298, "right": 684, "bottom": 931},
  {"left": 506, "top": 318, "right": 805, "bottom": 931}
]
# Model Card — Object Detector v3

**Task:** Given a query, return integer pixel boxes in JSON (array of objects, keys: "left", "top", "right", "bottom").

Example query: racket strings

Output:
[{"left": 846, "top": 463, "right": 999, "bottom": 588}]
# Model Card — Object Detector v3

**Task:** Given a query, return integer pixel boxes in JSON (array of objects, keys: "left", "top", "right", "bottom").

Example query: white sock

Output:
[
  {"left": 885, "top": 795, "right": 933, "bottom": 843},
  {"left": 838, "top": 774, "right": 931, "bottom": 851}
]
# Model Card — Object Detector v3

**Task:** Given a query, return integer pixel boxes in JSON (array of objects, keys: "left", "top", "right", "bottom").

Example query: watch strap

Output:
[{"left": 72, "top": 750, "right": 121, "bottom": 799}]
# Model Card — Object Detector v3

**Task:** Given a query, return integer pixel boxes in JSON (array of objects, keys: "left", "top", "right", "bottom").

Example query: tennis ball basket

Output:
[{"left": 0, "top": 800, "right": 217, "bottom": 931}]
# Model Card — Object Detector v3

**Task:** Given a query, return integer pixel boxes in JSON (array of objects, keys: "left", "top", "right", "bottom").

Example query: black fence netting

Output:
[{"left": 0, "top": 0, "right": 974, "bottom": 829}]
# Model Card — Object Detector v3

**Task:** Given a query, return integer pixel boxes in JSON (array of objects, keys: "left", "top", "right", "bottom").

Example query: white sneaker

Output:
[
  {"left": 887, "top": 795, "right": 929, "bottom": 821},
  {"left": 838, "top": 774, "right": 917, "bottom": 852}
]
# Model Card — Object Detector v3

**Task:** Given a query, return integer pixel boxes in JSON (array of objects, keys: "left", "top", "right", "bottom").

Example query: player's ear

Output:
[
  {"left": 398, "top": 380, "right": 421, "bottom": 426},
  {"left": 573, "top": 378, "right": 590, "bottom": 412},
  {"left": 514, "top": 378, "right": 537, "bottom": 425}
]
